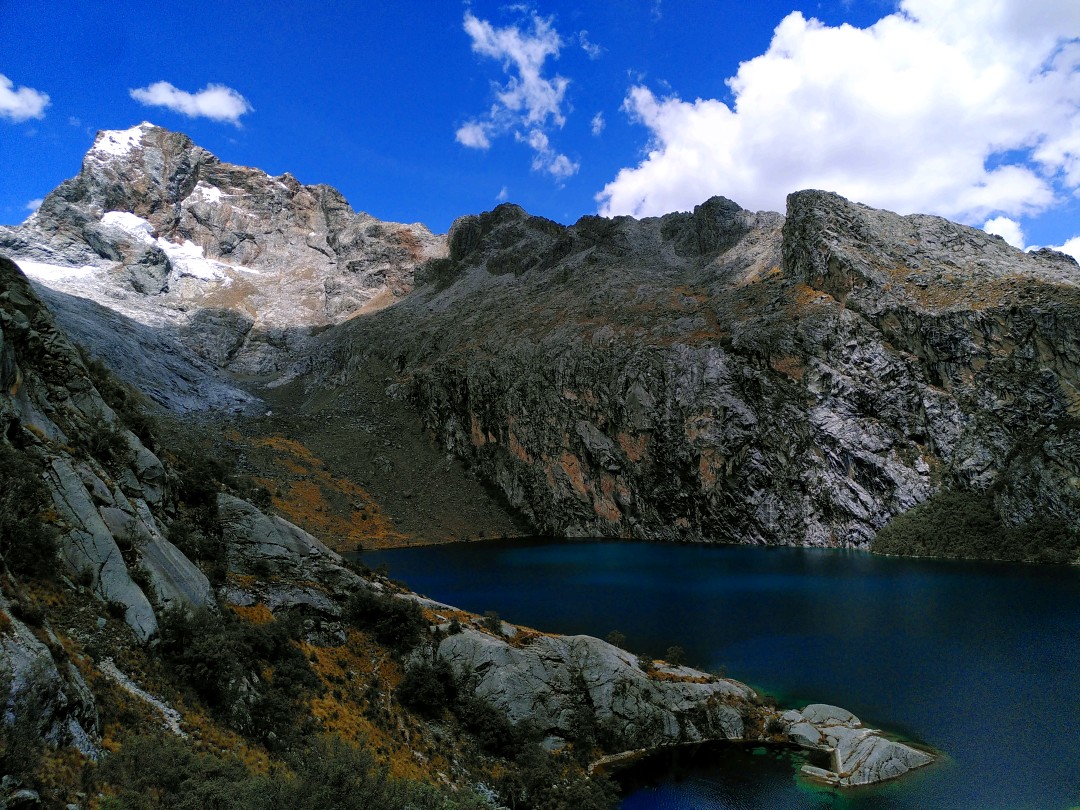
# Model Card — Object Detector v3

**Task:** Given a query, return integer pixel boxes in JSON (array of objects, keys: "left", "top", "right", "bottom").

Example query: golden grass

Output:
[{"left": 247, "top": 434, "right": 407, "bottom": 550}]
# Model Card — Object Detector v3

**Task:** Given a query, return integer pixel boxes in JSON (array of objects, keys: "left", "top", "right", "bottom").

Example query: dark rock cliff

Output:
[{"left": 323, "top": 192, "right": 1080, "bottom": 552}]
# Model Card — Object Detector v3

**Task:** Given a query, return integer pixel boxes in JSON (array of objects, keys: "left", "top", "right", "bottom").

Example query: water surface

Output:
[{"left": 361, "top": 540, "right": 1080, "bottom": 809}]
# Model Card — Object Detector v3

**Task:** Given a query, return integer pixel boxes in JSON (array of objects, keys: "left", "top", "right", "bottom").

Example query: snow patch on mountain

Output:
[
  {"left": 90, "top": 122, "right": 154, "bottom": 158},
  {"left": 188, "top": 182, "right": 225, "bottom": 204},
  {"left": 101, "top": 211, "right": 156, "bottom": 244},
  {"left": 15, "top": 259, "right": 99, "bottom": 282}
]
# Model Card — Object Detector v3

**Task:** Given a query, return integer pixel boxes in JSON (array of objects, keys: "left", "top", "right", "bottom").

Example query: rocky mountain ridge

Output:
[
  {"left": 311, "top": 192, "right": 1079, "bottom": 555},
  {"left": 1, "top": 122, "right": 444, "bottom": 389}
]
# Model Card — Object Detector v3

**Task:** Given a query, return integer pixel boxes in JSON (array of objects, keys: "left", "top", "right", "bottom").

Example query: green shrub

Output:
[
  {"left": 481, "top": 610, "right": 503, "bottom": 635},
  {"left": 396, "top": 659, "right": 459, "bottom": 718},
  {"left": 496, "top": 744, "right": 618, "bottom": 810},
  {"left": 167, "top": 517, "right": 226, "bottom": 582},
  {"left": 83, "top": 416, "right": 135, "bottom": 466},
  {"left": 664, "top": 645, "right": 685, "bottom": 667},
  {"left": 873, "top": 488, "right": 1080, "bottom": 563},
  {"left": 345, "top": 588, "right": 427, "bottom": 653},
  {"left": 0, "top": 666, "right": 45, "bottom": 789},
  {"left": 0, "top": 443, "right": 59, "bottom": 580},
  {"left": 99, "top": 733, "right": 489, "bottom": 810},
  {"left": 79, "top": 350, "right": 158, "bottom": 450},
  {"left": 456, "top": 692, "right": 524, "bottom": 758},
  {"left": 156, "top": 607, "right": 319, "bottom": 747}
]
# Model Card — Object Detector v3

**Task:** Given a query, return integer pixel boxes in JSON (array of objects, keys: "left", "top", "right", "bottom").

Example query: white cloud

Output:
[
  {"left": 24, "top": 198, "right": 43, "bottom": 212},
  {"left": 983, "top": 216, "right": 1025, "bottom": 249},
  {"left": 518, "top": 129, "right": 579, "bottom": 180},
  {"left": 464, "top": 12, "right": 568, "bottom": 126},
  {"left": 497, "top": 186, "right": 509, "bottom": 202},
  {"left": 456, "top": 121, "right": 492, "bottom": 149},
  {"left": 129, "top": 81, "right": 252, "bottom": 125},
  {"left": 598, "top": 0, "right": 1080, "bottom": 225},
  {"left": 579, "top": 31, "right": 603, "bottom": 60},
  {"left": 459, "top": 11, "right": 576, "bottom": 181},
  {"left": 591, "top": 112, "right": 605, "bottom": 136},
  {"left": 0, "top": 74, "right": 49, "bottom": 122}
]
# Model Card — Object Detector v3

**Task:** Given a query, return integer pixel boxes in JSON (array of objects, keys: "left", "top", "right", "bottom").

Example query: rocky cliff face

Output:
[
  {"left": 1, "top": 122, "right": 444, "bottom": 383},
  {"left": 0, "top": 256, "right": 211, "bottom": 642},
  {"left": 323, "top": 193, "right": 1079, "bottom": 552}
]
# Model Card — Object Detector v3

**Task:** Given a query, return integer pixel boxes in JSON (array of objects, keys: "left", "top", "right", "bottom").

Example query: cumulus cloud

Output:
[
  {"left": 497, "top": 186, "right": 509, "bottom": 202},
  {"left": 456, "top": 121, "right": 492, "bottom": 149},
  {"left": 0, "top": 74, "right": 50, "bottom": 122},
  {"left": 129, "top": 81, "right": 252, "bottom": 125},
  {"left": 457, "top": 11, "right": 577, "bottom": 180},
  {"left": 24, "top": 198, "right": 43, "bottom": 212},
  {"left": 591, "top": 112, "right": 605, "bottom": 136},
  {"left": 983, "top": 216, "right": 1025, "bottom": 249},
  {"left": 598, "top": 0, "right": 1080, "bottom": 225}
]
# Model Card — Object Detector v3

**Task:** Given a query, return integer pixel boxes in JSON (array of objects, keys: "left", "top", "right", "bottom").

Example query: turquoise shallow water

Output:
[{"left": 360, "top": 540, "right": 1080, "bottom": 809}]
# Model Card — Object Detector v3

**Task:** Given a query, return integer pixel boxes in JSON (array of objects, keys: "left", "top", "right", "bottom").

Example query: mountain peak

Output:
[{"left": 88, "top": 121, "right": 159, "bottom": 159}]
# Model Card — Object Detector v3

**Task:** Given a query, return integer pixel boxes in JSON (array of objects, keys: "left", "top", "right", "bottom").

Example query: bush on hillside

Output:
[
  {"left": 872, "top": 488, "right": 1080, "bottom": 564},
  {"left": 345, "top": 588, "right": 427, "bottom": 653},
  {"left": 99, "top": 733, "right": 490, "bottom": 810},
  {"left": 156, "top": 607, "right": 319, "bottom": 748},
  {"left": 0, "top": 443, "right": 59, "bottom": 579}
]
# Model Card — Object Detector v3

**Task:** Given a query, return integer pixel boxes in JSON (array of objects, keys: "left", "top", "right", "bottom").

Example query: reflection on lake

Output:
[{"left": 360, "top": 540, "right": 1080, "bottom": 809}]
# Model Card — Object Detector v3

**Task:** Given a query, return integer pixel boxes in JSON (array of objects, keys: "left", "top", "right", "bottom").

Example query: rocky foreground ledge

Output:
[{"left": 410, "top": 594, "right": 934, "bottom": 787}]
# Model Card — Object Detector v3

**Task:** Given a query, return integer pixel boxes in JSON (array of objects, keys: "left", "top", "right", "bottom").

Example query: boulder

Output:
[
  {"left": 45, "top": 458, "right": 157, "bottom": 642},
  {"left": 438, "top": 625, "right": 751, "bottom": 748},
  {"left": 779, "top": 704, "right": 934, "bottom": 786}
]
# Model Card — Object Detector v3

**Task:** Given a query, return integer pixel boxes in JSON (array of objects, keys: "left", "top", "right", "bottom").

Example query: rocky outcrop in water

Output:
[
  {"left": 783, "top": 704, "right": 933, "bottom": 786},
  {"left": 436, "top": 623, "right": 751, "bottom": 748},
  {"left": 325, "top": 193, "right": 1079, "bottom": 556},
  {"left": 424, "top": 607, "right": 932, "bottom": 785}
]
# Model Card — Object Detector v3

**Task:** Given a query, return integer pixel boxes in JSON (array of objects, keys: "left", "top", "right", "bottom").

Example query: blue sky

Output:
[{"left": 2, "top": 1, "right": 1079, "bottom": 257}]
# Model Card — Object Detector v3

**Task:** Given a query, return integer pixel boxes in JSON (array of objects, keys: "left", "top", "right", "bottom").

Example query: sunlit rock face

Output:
[
  {"left": 326, "top": 191, "right": 1080, "bottom": 549},
  {"left": 0, "top": 122, "right": 446, "bottom": 381}
]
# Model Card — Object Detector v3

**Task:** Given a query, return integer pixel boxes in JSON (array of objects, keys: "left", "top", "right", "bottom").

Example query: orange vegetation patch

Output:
[
  {"left": 248, "top": 434, "right": 408, "bottom": 551},
  {"left": 470, "top": 413, "right": 487, "bottom": 447},
  {"left": 617, "top": 432, "right": 649, "bottom": 463},
  {"left": 594, "top": 475, "right": 622, "bottom": 523},
  {"left": 392, "top": 226, "right": 425, "bottom": 262},
  {"left": 770, "top": 355, "right": 806, "bottom": 381},
  {"left": 181, "top": 708, "right": 274, "bottom": 773},
  {"left": 559, "top": 451, "right": 589, "bottom": 496},
  {"left": 648, "top": 670, "right": 715, "bottom": 684},
  {"left": 229, "top": 603, "right": 275, "bottom": 625},
  {"left": 38, "top": 745, "right": 89, "bottom": 803},
  {"left": 698, "top": 449, "right": 720, "bottom": 490},
  {"left": 300, "top": 630, "right": 450, "bottom": 781},
  {"left": 508, "top": 431, "right": 531, "bottom": 463}
]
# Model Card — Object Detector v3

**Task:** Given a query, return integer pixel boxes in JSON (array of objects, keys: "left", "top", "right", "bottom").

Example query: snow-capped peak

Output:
[{"left": 90, "top": 122, "right": 156, "bottom": 158}]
